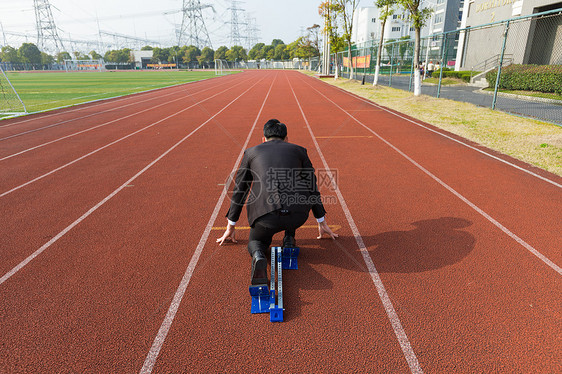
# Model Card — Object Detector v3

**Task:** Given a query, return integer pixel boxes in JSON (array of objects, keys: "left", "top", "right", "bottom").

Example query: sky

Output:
[{"left": 0, "top": 0, "right": 375, "bottom": 52}]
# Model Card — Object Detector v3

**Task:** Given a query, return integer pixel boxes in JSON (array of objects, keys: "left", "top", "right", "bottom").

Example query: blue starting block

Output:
[
  {"left": 249, "top": 245, "right": 300, "bottom": 322},
  {"left": 249, "top": 284, "right": 270, "bottom": 313},
  {"left": 282, "top": 247, "right": 299, "bottom": 270}
]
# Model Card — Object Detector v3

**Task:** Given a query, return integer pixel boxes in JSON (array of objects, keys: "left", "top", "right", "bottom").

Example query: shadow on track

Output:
[
  {"left": 281, "top": 217, "right": 475, "bottom": 320},
  {"left": 364, "top": 217, "right": 476, "bottom": 274}
]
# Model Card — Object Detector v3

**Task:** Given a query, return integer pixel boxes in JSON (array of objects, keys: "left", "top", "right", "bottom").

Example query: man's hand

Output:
[
  {"left": 317, "top": 220, "right": 339, "bottom": 240},
  {"left": 216, "top": 224, "right": 237, "bottom": 245}
]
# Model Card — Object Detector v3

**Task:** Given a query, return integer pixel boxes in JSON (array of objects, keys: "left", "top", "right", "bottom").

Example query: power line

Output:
[{"left": 99, "top": 30, "right": 161, "bottom": 50}]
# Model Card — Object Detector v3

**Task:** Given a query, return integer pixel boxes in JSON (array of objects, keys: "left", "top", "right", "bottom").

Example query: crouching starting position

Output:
[{"left": 217, "top": 119, "right": 338, "bottom": 284}]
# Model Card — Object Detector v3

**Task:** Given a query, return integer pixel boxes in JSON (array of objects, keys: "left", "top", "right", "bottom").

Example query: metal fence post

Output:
[
  {"left": 437, "top": 34, "right": 447, "bottom": 98},
  {"left": 409, "top": 41, "right": 414, "bottom": 92},
  {"left": 389, "top": 43, "right": 394, "bottom": 87},
  {"left": 492, "top": 20, "right": 510, "bottom": 110}
]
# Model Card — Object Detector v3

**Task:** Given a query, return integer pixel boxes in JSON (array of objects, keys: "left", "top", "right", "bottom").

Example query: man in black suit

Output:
[{"left": 217, "top": 119, "right": 338, "bottom": 284}]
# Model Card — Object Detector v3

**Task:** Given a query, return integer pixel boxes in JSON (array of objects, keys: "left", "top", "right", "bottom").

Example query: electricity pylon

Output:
[{"left": 34, "top": 0, "right": 65, "bottom": 53}]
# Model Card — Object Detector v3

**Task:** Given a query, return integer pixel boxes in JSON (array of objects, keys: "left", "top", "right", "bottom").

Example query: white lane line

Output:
[
  {"left": 0, "top": 77, "right": 252, "bottom": 198},
  {"left": 139, "top": 74, "right": 275, "bottom": 374},
  {"left": 287, "top": 74, "right": 424, "bottom": 374},
  {"left": 0, "top": 78, "right": 232, "bottom": 161},
  {"left": 304, "top": 77, "right": 562, "bottom": 276},
  {"left": 0, "top": 75, "right": 264, "bottom": 288},
  {"left": 0, "top": 75, "right": 228, "bottom": 129},
  {"left": 309, "top": 78, "right": 562, "bottom": 189}
]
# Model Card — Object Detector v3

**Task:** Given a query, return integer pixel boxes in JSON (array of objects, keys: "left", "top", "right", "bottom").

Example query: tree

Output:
[
  {"left": 167, "top": 46, "right": 181, "bottom": 64},
  {"left": 18, "top": 43, "right": 42, "bottom": 64},
  {"left": 286, "top": 37, "right": 318, "bottom": 60},
  {"left": 397, "top": 0, "right": 432, "bottom": 95},
  {"left": 0, "top": 46, "right": 20, "bottom": 63},
  {"left": 141, "top": 45, "right": 153, "bottom": 51},
  {"left": 214, "top": 46, "right": 229, "bottom": 61},
  {"left": 73, "top": 51, "right": 90, "bottom": 60},
  {"left": 273, "top": 44, "right": 289, "bottom": 60},
  {"left": 225, "top": 45, "right": 246, "bottom": 62},
  {"left": 41, "top": 52, "right": 54, "bottom": 65},
  {"left": 104, "top": 50, "right": 114, "bottom": 62},
  {"left": 271, "top": 39, "right": 284, "bottom": 48},
  {"left": 318, "top": 1, "right": 346, "bottom": 55},
  {"left": 384, "top": 38, "right": 396, "bottom": 63},
  {"left": 286, "top": 39, "right": 299, "bottom": 59},
  {"left": 306, "top": 24, "right": 321, "bottom": 57},
  {"left": 119, "top": 48, "right": 132, "bottom": 63},
  {"left": 373, "top": 0, "right": 395, "bottom": 85},
  {"left": 183, "top": 45, "right": 201, "bottom": 65},
  {"left": 198, "top": 47, "right": 215, "bottom": 67},
  {"left": 248, "top": 43, "right": 265, "bottom": 60},
  {"left": 262, "top": 45, "right": 275, "bottom": 60},
  {"left": 331, "top": 0, "right": 359, "bottom": 79},
  {"left": 151, "top": 47, "right": 169, "bottom": 63},
  {"left": 104, "top": 48, "right": 131, "bottom": 64},
  {"left": 89, "top": 50, "right": 103, "bottom": 60},
  {"left": 398, "top": 36, "right": 410, "bottom": 71},
  {"left": 56, "top": 51, "right": 71, "bottom": 64}
]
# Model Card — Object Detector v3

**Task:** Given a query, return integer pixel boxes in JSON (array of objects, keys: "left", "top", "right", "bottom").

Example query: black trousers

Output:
[{"left": 247, "top": 210, "right": 309, "bottom": 256}]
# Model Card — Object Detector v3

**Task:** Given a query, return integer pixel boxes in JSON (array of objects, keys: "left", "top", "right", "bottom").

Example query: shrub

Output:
[
  {"left": 486, "top": 64, "right": 562, "bottom": 95},
  {"left": 432, "top": 69, "right": 474, "bottom": 82}
]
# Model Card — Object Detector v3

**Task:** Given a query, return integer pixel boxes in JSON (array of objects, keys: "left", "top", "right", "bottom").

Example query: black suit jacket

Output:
[{"left": 226, "top": 139, "right": 327, "bottom": 226}]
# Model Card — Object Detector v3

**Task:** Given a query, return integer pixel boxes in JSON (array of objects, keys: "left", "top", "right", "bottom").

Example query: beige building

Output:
[{"left": 456, "top": 0, "right": 562, "bottom": 70}]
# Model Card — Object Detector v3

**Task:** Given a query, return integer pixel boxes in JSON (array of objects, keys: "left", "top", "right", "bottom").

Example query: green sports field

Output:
[{"left": 4, "top": 70, "right": 237, "bottom": 115}]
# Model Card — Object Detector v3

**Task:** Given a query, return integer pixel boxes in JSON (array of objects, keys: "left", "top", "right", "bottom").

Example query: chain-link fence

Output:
[
  {"left": 329, "top": 8, "right": 562, "bottom": 125},
  {"left": 0, "top": 62, "right": 66, "bottom": 71}
]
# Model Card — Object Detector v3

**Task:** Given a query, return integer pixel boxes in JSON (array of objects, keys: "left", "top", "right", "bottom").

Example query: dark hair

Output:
[{"left": 263, "top": 119, "right": 287, "bottom": 140}]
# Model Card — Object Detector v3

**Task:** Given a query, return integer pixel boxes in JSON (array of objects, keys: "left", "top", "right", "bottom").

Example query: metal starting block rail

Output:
[{"left": 249, "top": 246, "right": 299, "bottom": 322}]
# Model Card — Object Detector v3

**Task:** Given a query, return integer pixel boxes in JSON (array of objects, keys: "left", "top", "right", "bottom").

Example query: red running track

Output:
[{"left": 0, "top": 70, "right": 560, "bottom": 373}]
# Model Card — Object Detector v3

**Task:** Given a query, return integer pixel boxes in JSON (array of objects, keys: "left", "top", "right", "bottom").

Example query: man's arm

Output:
[
  {"left": 302, "top": 149, "right": 327, "bottom": 219},
  {"left": 302, "top": 149, "right": 338, "bottom": 240},
  {"left": 226, "top": 151, "right": 253, "bottom": 223},
  {"left": 316, "top": 216, "right": 338, "bottom": 240},
  {"left": 218, "top": 151, "right": 252, "bottom": 245}
]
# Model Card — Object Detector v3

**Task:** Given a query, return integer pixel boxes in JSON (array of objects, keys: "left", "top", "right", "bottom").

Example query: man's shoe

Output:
[
  {"left": 283, "top": 235, "right": 296, "bottom": 248},
  {"left": 251, "top": 251, "right": 268, "bottom": 285}
]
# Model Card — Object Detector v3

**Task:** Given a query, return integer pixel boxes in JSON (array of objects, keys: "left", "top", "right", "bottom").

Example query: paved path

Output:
[{"left": 348, "top": 73, "right": 562, "bottom": 125}]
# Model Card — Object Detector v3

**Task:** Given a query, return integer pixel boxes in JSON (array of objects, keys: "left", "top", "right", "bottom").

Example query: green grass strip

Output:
[{"left": 4, "top": 70, "right": 238, "bottom": 115}]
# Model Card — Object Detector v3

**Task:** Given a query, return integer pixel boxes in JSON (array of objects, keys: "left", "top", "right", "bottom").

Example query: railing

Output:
[{"left": 470, "top": 54, "right": 513, "bottom": 81}]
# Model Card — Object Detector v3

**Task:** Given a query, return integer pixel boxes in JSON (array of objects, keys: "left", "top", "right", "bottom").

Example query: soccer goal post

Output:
[
  {"left": 214, "top": 59, "right": 229, "bottom": 75},
  {"left": 0, "top": 66, "right": 27, "bottom": 118}
]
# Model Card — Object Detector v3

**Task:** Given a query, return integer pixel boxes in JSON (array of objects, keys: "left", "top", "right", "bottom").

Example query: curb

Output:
[{"left": 477, "top": 87, "right": 562, "bottom": 105}]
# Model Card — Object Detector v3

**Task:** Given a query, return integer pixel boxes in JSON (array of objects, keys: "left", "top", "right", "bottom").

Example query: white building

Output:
[
  {"left": 130, "top": 50, "right": 154, "bottom": 69},
  {"left": 352, "top": 6, "right": 432, "bottom": 46},
  {"left": 352, "top": 7, "right": 379, "bottom": 45},
  {"left": 456, "top": 0, "right": 562, "bottom": 69}
]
